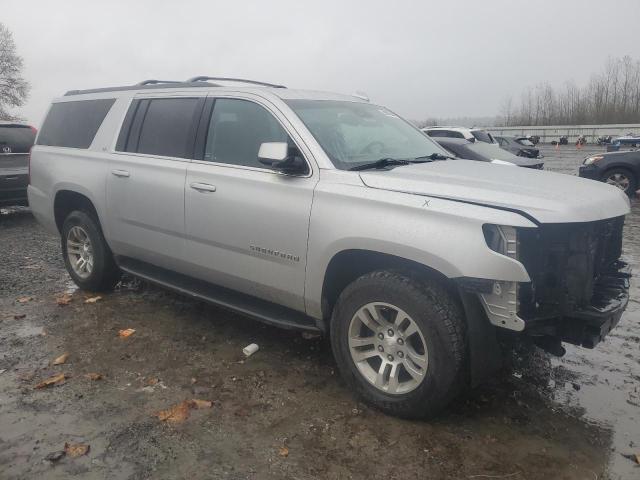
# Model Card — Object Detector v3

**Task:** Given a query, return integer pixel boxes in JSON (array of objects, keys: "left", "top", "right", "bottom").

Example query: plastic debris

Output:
[{"left": 243, "top": 343, "right": 259, "bottom": 357}]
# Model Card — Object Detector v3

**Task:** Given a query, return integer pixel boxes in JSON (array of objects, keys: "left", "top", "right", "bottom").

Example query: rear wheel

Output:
[
  {"left": 61, "top": 210, "right": 120, "bottom": 291},
  {"left": 602, "top": 168, "right": 637, "bottom": 197},
  {"left": 330, "top": 271, "right": 467, "bottom": 418}
]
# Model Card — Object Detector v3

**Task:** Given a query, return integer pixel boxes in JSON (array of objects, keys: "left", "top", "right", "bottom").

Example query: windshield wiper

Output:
[
  {"left": 411, "top": 153, "right": 455, "bottom": 162},
  {"left": 349, "top": 158, "right": 411, "bottom": 171}
]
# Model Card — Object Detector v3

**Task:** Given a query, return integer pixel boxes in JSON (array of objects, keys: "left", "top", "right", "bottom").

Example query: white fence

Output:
[{"left": 486, "top": 124, "right": 640, "bottom": 143}]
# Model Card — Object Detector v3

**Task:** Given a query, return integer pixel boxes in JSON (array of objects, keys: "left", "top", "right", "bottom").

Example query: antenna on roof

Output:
[
  {"left": 186, "top": 76, "right": 286, "bottom": 88},
  {"left": 352, "top": 91, "right": 370, "bottom": 102}
]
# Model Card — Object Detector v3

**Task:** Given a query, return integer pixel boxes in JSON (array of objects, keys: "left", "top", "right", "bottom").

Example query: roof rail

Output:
[
  {"left": 187, "top": 76, "right": 286, "bottom": 89},
  {"left": 136, "top": 79, "right": 183, "bottom": 86}
]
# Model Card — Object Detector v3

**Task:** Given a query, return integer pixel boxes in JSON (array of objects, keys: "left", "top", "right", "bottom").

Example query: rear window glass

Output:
[
  {"left": 37, "top": 99, "right": 115, "bottom": 148},
  {"left": 136, "top": 98, "right": 199, "bottom": 158},
  {"left": 0, "top": 125, "right": 36, "bottom": 153},
  {"left": 427, "top": 130, "right": 465, "bottom": 139},
  {"left": 471, "top": 130, "right": 494, "bottom": 143}
]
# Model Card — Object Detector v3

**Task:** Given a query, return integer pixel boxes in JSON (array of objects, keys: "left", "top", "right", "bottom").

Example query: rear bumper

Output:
[{"left": 0, "top": 171, "right": 28, "bottom": 207}]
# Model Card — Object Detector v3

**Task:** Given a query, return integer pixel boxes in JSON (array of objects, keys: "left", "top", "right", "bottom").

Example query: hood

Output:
[{"left": 359, "top": 160, "right": 630, "bottom": 224}]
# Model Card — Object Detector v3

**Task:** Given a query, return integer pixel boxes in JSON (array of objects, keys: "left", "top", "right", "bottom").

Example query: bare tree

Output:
[
  {"left": 499, "top": 56, "right": 640, "bottom": 126},
  {"left": 0, "top": 23, "right": 30, "bottom": 121}
]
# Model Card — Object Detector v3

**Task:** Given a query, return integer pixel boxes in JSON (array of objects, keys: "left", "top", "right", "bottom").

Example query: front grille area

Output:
[{"left": 518, "top": 216, "right": 625, "bottom": 322}]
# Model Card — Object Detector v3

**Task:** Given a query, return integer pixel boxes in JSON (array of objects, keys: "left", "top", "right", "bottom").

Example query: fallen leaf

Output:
[
  {"left": 17, "top": 296, "right": 33, "bottom": 304},
  {"left": 188, "top": 399, "right": 212, "bottom": 409},
  {"left": 153, "top": 401, "right": 191, "bottom": 423},
  {"left": 146, "top": 377, "right": 159, "bottom": 385},
  {"left": 190, "top": 377, "right": 197, "bottom": 384},
  {"left": 621, "top": 452, "right": 640, "bottom": 464},
  {"left": 53, "top": 352, "right": 70, "bottom": 365},
  {"left": 278, "top": 446, "right": 289, "bottom": 457},
  {"left": 34, "top": 373, "right": 67, "bottom": 389},
  {"left": 84, "top": 296, "right": 102, "bottom": 304},
  {"left": 44, "top": 450, "right": 66, "bottom": 463},
  {"left": 56, "top": 293, "right": 73, "bottom": 306},
  {"left": 14, "top": 313, "right": 26, "bottom": 319},
  {"left": 64, "top": 442, "right": 90, "bottom": 457},
  {"left": 118, "top": 328, "right": 136, "bottom": 338},
  {"left": 84, "top": 373, "right": 103, "bottom": 381}
]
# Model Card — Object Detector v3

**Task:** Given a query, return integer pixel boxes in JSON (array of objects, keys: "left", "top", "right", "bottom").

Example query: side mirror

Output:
[
  {"left": 258, "top": 142, "right": 288, "bottom": 165},
  {"left": 258, "top": 142, "right": 308, "bottom": 175}
]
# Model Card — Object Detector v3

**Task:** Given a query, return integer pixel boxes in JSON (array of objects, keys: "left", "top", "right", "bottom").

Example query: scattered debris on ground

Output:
[
  {"left": 243, "top": 343, "right": 259, "bottom": 357},
  {"left": 52, "top": 352, "right": 69, "bottom": 365},
  {"left": 34, "top": 372, "right": 68, "bottom": 389},
  {"left": 118, "top": 328, "right": 136, "bottom": 338}
]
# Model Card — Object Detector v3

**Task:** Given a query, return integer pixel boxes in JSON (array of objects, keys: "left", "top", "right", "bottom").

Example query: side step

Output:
[{"left": 116, "top": 256, "right": 322, "bottom": 333}]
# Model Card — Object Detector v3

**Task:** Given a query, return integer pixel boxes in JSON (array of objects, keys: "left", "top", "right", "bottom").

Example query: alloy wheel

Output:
[
  {"left": 66, "top": 226, "right": 94, "bottom": 279},
  {"left": 348, "top": 302, "right": 428, "bottom": 395},
  {"left": 605, "top": 172, "right": 630, "bottom": 192}
]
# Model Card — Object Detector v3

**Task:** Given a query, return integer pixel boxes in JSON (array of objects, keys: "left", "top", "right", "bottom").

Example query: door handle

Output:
[
  {"left": 111, "top": 169, "right": 130, "bottom": 178},
  {"left": 190, "top": 182, "right": 217, "bottom": 193}
]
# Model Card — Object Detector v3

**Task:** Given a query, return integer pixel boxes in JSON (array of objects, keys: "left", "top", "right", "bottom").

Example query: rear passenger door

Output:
[
  {"left": 184, "top": 96, "right": 317, "bottom": 311},
  {"left": 106, "top": 95, "right": 204, "bottom": 271}
]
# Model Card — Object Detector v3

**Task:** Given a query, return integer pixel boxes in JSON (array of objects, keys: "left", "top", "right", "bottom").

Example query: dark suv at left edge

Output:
[{"left": 0, "top": 122, "right": 36, "bottom": 207}]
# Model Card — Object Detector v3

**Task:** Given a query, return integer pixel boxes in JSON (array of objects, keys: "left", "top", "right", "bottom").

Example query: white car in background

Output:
[{"left": 421, "top": 126, "right": 498, "bottom": 145}]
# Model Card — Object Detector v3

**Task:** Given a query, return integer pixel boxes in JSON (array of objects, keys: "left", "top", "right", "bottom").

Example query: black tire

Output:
[
  {"left": 61, "top": 210, "right": 120, "bottom": 291},
  {"left": 330, "top": 271, "right": 467, "bottom": 419},
  {"left": 601, "top": 167, "right": 637, "bottom": 197}
]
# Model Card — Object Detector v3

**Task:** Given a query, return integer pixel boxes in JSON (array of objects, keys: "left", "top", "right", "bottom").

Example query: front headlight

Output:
[
  {"left": 483, "top": 224, "right": 517, "bottom": 259},
  {"left": 583, "top": 155, "right": 604, "bottom": 165}
]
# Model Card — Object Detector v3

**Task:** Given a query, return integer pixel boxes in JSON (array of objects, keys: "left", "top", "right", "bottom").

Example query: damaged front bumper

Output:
[
  {"left": 555, "top": 260, "right": 631, "bottom": 348},
  {"left": 460, "top": 215, "right": 632, "bottom": 350}
]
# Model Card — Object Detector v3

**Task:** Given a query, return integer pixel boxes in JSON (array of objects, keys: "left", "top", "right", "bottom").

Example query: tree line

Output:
[
  {"left": 498, "top": 56, "right": 640, "bottom": 126},
  {"left": 0, "top": 23, "right": 29, "bottom": 121}
]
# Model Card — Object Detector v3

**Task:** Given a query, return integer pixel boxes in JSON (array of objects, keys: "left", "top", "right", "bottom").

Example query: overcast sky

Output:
[{"left": 4, "top": 0, "right": 640, "bottom": 125}]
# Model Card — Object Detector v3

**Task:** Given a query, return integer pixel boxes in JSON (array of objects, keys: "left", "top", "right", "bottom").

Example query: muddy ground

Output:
[{"left": 1, "top": 145, "right": 638, "bottom": 480}]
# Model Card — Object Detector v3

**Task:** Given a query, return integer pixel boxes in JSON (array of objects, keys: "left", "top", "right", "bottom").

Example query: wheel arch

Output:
[
  {"left": 53, "top": 188, "right": 102, "bottom": 234},
  {"left": 319, "top": 248, "right": 503, "bottom": 387},
  {"left": 320, "top": 249, "right": 458, "bottom": 324}
]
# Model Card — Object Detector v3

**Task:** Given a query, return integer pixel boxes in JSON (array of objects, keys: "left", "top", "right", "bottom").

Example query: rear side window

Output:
[
  {"left": 0, "top": 125, "right": 36, "bottom": 153},
  {"left": 118, "top": 98, "right": 201, "bottom": 158},
  {"left": 37, "top": 99, "right": 115, "bottom": 148}
]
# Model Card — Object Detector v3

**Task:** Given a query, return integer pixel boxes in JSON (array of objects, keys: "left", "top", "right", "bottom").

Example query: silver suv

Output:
[{"left": 29, "top": 77, "right": 631, "bottom": 418}]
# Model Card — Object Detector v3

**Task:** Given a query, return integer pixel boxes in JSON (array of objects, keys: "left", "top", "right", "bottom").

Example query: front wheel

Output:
[
  {"left": 602, "top": 168, "right": 637, "bottom": 197},
  {"left": 61, "top": 210, "right": 121, "bottom": 291},
  {"left": 330, "top": 271, "right": 467, "bottom": 419}
]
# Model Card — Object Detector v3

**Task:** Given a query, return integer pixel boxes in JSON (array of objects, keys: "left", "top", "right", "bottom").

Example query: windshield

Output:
[
  {"left": 516, "top": 137, "right": 535, "bottom": 146},
  {"left": 462, "top": 141, "right": 520, "bottom": 161},
  {"left": 286, "top": 100, "right": 449, "bottom": 170}
]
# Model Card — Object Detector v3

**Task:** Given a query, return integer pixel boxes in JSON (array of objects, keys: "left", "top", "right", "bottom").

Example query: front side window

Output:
[
  {"left": 286, "top": 100, "right": 450, "bottom": 170},
  {"left": 204, "top": 98, "right": 290, "bottom": 168},
  {"left": 136, "top": 98, "right": 200, "bottom": 158}
]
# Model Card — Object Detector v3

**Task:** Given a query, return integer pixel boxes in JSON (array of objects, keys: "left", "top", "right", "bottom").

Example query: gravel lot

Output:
[{"left": 1, "top": 144, "right": 638, "bottom": 480}]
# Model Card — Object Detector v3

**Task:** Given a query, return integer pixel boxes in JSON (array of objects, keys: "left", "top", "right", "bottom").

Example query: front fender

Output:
[{"left": 304, "top": 178, "right": 536, "bottom": 319}]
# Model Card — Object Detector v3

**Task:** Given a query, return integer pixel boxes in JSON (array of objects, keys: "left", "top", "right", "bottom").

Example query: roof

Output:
[{"left": 62, "top": 77, "right": 367, "bottom": 104}]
